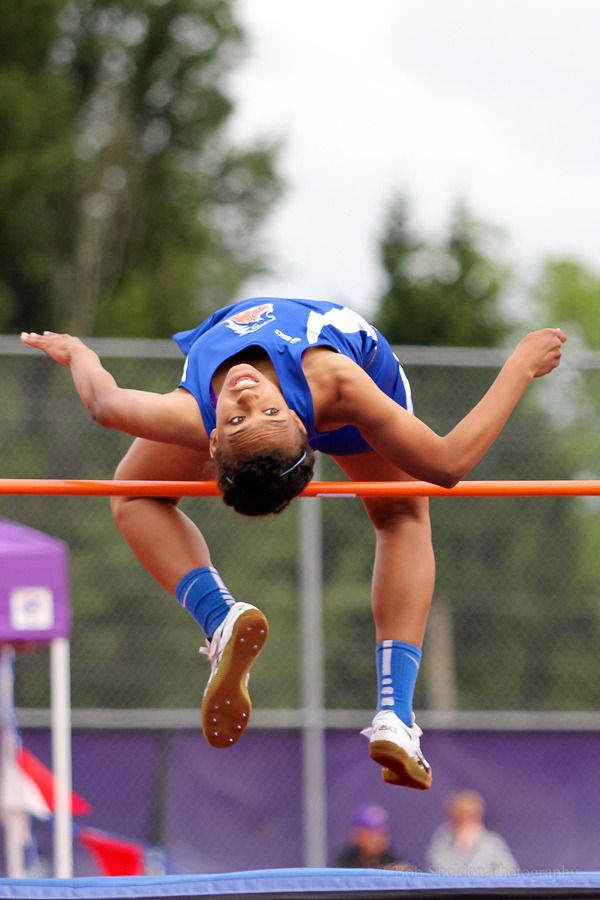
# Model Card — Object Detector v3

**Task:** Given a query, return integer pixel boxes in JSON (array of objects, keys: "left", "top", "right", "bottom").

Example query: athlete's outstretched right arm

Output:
[
  {"left": 339, "top": 327, "right": 567, "bottom": 487},
  {"left": 20, "top": 331, "right": 206, "bottom": 449}
]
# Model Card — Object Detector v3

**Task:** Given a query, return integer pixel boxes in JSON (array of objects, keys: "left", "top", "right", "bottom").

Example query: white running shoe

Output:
[
  {"left": 361, "top": 710, "right": 432, "bottom": 790},
  {"left": 200, "top": 602, "right": 269, "bottom": 749}
]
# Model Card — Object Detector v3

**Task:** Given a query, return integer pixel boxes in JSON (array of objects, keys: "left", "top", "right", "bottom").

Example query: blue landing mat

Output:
[{"left": 2, "top": 869, "right": 600, "bottom": 899}]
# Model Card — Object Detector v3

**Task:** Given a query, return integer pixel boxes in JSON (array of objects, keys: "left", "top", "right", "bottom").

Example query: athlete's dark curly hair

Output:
[{"left": 214, "top": 439, "right": 315, "bottom": 516}]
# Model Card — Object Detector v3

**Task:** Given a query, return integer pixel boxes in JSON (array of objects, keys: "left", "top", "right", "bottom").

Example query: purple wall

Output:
[
  {"left": 17, "top": 728, "right": 600, "bottom": 876},
  {"left": 326, "top": 729, "right": 600, "bottom": 872}
]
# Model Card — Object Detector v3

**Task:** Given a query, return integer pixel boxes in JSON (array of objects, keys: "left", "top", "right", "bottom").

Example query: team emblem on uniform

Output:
[{"left": 225, "top": 303, "right": 275, "bottom": 336}]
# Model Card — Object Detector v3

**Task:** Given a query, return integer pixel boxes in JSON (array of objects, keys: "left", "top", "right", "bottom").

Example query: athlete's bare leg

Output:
[
  {"left": 111, "top": 438, "right": 268, "bottom": 749},
  {"left": 333, "top": 451, "right": 435, "bottom": 646},
  {"left": 111, "top": 438, "right": 215, "bottom": 592},
  {"left": 333, "top": 450, "right": 434, "bottom": 788}
]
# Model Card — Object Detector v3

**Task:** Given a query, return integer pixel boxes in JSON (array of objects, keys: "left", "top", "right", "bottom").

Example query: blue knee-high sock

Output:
[
  {"left": 376, "top": 640, "right": 422, "bottom": 726},
  {"left": 175, "top": 566, "right": 234, "bottom": 638}
]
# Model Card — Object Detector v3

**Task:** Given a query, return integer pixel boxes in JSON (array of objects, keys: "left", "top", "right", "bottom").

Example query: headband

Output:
[
  {"left": 224, "top": 450, "right": 308, "bottom": 486},
  {"left": 278, "top": 450, "right": 308, "bottom": 477}
]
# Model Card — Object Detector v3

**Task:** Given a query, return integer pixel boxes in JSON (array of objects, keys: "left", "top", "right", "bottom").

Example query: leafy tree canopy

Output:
[
  {"left": 530, "top": 257, "right": 600, "bottom": 348},
  {"left": 374, "top": 196, "right": 512, "bottom": 346},
  {"left": 0, "top": 0, "right": 282, "bottom": 337}
]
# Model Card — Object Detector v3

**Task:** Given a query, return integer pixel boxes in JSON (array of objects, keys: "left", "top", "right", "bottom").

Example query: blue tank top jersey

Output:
[{"left": 173, "top": 298, "right": 413, "bottom": 456}]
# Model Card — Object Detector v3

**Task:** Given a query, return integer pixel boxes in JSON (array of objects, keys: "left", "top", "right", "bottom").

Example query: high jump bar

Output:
[{"left": 0, "top": 479, "right": 599, "bottom": 497}]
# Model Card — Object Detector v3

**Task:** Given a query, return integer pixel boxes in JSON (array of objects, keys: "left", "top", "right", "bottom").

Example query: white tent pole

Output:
[{"left": 50, "top": 638, "right": 73, "bottom": 878}]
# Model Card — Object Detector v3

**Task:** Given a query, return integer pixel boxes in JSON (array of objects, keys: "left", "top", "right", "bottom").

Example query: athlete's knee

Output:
[
  {"left": 367, "top": 496, "right": 430, "bottom": 533},
  {"left": 111, "top": 457, "right": 178, "bottom": 526},
  {"left": 111, "top": 493, "right": 134, "bottom": 527},
  {"left": 111, "top": 493, "right": 178, "bottom": 527}
]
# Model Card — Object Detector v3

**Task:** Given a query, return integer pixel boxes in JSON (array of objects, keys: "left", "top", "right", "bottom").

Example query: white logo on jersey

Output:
[
  {"left": 275, "top": 328, "right": 301, "bottom": 344},
  {"left": 305, "top": 306, "right": 378, "bottom": 345}
]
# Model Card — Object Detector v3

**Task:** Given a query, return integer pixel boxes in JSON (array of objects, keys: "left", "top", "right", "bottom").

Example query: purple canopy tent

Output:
[{"left": 0, "top": 518, "right": 71, "bottom": 878}]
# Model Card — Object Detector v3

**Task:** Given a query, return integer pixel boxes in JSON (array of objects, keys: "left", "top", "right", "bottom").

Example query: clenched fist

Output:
[{"left": 510, "top": 327, "right": 566, "bottom": 379}]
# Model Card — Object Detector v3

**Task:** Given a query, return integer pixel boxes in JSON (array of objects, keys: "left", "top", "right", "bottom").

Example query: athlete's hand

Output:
[
  {"left": 20, "top": 331, "right": 87, "bottom": 366},
  {"left": 510, "top": 327, "right": 567, "bottom": 379}
]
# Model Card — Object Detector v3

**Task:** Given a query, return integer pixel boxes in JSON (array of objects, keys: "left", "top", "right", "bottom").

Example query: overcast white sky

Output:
[{"left": 229, "top": 0, "right": 600, "bottom": 317}]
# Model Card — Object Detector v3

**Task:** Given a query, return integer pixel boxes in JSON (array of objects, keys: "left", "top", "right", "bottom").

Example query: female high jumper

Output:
[{"left": 21, "top": 297, "right": 566, "bottom": 790}]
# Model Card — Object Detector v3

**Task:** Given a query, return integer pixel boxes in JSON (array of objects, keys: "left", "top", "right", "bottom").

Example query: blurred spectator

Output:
[
  {"left": 336, "top": 803, "right": 411, "bottom": 869},
  {"left": 426, "top": 790, "right": 519, "bottom": 874}
]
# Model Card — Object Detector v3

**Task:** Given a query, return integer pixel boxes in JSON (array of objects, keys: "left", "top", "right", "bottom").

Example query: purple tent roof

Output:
[{"left": 0, "top": 518, "right": 70, "bottom": 643}]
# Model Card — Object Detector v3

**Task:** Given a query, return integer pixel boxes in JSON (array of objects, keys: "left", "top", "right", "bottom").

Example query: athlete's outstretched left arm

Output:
[
  {"left": 337, "top": 327, "right": 566, "bottom": 487},
  {"left": 20, "top": 331, "right": 206, "bottom": 449}
]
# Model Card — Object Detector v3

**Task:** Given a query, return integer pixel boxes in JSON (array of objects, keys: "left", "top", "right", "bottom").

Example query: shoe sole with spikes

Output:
[
  {"left": 369, "top": 741, "right": 432, "bottom": 790},
  {"left": 202, "top": 608, "right": 269, "bottom": 749}
]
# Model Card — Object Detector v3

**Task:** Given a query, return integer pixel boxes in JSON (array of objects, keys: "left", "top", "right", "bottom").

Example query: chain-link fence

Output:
[{"left": 3, "top": 338, "right": 600, "bottom": 875}]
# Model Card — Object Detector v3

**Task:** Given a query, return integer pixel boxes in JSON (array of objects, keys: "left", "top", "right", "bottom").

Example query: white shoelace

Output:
[
  {"left": 198, "top": 638, "right": 250, "bottom": 687},
  {"left": 199, "top": 639, "right": 218, "bottom": 665}
]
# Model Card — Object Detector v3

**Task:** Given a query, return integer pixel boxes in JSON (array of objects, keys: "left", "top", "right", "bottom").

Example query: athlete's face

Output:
[{"left": 210, "top": 364, "right": 306, "bottom": 458}]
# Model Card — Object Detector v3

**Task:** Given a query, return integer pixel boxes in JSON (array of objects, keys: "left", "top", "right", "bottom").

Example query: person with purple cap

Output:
[{"left": 337, "top": 803, "right": 408, "bottom": 869}]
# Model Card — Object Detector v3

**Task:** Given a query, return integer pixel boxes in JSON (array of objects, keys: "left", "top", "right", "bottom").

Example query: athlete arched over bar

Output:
[{"left": 21, "top": 300, "right": 566, "bottom": 790}]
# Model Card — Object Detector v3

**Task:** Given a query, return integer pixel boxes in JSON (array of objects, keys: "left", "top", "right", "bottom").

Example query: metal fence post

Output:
[{"left": 299, "top": 459, "right": 327, "bottom": 868}]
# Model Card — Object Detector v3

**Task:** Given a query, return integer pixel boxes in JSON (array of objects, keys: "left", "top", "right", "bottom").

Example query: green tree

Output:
[
  {"left": 528, "top": 256, "right": 600, "bottom": 475},
  {"left": 352, "top": 199, "right": 597, "bottom": 713},
  {"left": 528, "top": 254, "right": 600, "bottom": 613},
  {"left": 531, "top": 257, "right": 600, "bottom": 348},
  {"left": 0, "top": 0, "right": 76, "bottom": 331},
  {"left": 374, "top": 196, "right": 511, "bottom": 346},
  {"left": 0, "top": 0, "right": 282, "bottom": 337}
]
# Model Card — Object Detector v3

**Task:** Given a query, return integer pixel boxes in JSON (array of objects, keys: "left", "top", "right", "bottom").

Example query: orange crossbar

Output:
[{"left": 0, "top": 479, "right": 599, "bottom": 498}]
